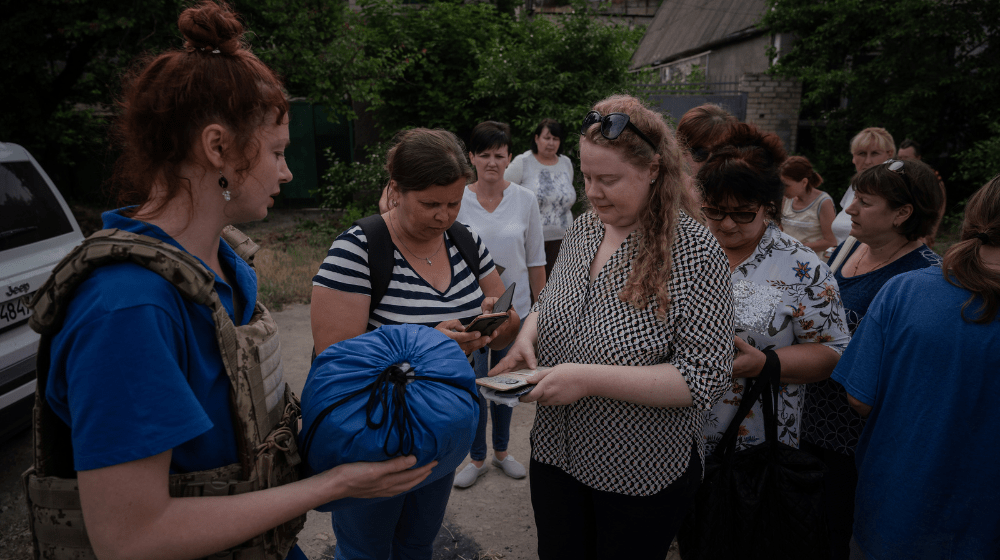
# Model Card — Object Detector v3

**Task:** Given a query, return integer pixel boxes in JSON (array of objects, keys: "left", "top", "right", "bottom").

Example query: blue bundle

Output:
[{"left": 299, "top": 324, "right": 479, "bottom": 511}]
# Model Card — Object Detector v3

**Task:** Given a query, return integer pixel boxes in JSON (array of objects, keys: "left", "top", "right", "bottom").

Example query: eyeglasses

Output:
[
  {"left": 701, "top": 206, "right": 760, "bottom": 224},
  {"left": 690, "top": 147, "right": 710, "bottom": 163},
  {"left": 581, "top": 111, "right": 658, "bottom": 152}
]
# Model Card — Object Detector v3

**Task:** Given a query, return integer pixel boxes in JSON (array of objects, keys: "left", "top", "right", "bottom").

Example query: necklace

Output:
[
  {"left": 728, "top": 242, "right": 757, "bottom": 272},
  {"left": 388, "top": 210, "right": 444, "bottom": 265},
  {"left": 853, "top": 241, "right": 908, "bottom": 276},
  {"left": 473, "top": 182, "right": 504, "bottom": 205}
]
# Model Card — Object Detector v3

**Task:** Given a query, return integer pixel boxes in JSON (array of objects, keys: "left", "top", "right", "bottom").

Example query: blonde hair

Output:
[
  {"left": 582, "top": 94, "right": 692, "bottom": 319},
  {"left": 850, "top": 127, "right": 896, "bottom": 156}
]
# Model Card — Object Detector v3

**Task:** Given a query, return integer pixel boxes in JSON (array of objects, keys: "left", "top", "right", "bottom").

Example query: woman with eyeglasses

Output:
[
  {"left": 697, "top": 123, "right": 850, "bottom": 457},
  {"left": 829, "top": 127, "right": 896, "bottom": 247},
  {"left": 676, "top": 103, "right": 737, "bottom": 204},
  {"left": 800, "top": 158, "right": 944, "bottom": 560},
  {"left": 504, "top": 119, "right": 576, "bottom": 278},
  {"left": 490, "top": 95, "right": 734, "bottom": 558}
]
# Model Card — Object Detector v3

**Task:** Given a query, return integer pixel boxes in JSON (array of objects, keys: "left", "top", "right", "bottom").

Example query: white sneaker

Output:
[
  {"left": 453, "top": 462, "right": 488, "bottom": 488},
  {"left": 492, "top": 454, "right": 527, "bottom": 479}
]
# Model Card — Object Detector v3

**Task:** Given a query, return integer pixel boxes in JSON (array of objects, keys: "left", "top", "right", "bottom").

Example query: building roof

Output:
[{"left": 631, "top": 0, "right": 769, "bottom": 70}]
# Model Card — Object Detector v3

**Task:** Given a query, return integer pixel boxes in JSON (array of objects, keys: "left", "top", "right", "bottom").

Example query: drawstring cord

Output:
[{"left": 299, "top": 363, "right": 477, "bottom": 466}]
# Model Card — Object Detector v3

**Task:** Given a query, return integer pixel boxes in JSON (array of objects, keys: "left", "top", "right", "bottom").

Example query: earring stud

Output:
[{"left": 219, "top": 171, "right": 231, "bottom": 202}]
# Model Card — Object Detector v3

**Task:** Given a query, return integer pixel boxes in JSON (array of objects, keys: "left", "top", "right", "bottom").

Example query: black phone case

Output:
[
  {"left": 493, "top": 282, "right": 515, "bottom": 314},
  {"left": 465, "top": 314, "right": 508, "bottom": 335}
]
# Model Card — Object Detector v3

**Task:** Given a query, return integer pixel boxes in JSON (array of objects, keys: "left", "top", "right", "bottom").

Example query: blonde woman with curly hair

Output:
[{"left": 490, "top": 94, "right": 734, "bottom": 559}]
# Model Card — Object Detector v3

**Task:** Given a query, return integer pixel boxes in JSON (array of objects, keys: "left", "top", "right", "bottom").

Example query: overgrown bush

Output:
[{"left": 316, "top": 139, "right": 392, "bottom": 217}]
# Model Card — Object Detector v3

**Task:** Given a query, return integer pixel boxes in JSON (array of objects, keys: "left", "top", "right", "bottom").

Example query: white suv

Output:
[{"left": 0, "top": 142, "right": 84, "bottom": 442}]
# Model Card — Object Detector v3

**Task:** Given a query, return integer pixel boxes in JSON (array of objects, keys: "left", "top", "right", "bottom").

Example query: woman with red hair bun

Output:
[{"left": 27, "top": 3, "right": 432, "bottom": 559}]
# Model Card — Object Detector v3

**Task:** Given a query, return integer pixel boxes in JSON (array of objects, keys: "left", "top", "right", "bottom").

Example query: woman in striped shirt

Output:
[{"left": 310, "top": 128, "right": 519, "bottom": 560}]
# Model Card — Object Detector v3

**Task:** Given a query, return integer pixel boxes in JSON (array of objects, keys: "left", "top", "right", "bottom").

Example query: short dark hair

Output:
[
  {"left": 899, "top": 138, "right": 922, "bottom": 157},
  {"left": 386, "top": 128, "right": 474, "bottom": 193},
  {"left": 529, "top": 119, "right": 565, "bottom": 155},
  {"left": 854, "top": 159, "right": 943, "bottom": 241},
  {"left": 698, "top": 123, "right": 788, "bottom": 223},
  {"left": 468, "top": 121, "right": 512, "bottom": 155}
]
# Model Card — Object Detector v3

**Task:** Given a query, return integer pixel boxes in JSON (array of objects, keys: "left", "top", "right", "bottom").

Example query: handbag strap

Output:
[
  {"left": 713, "top": 376, "right": 768, "bottom": 460},
  {"left": 829, "top": 235, "right": 858, "bottom": 275}
]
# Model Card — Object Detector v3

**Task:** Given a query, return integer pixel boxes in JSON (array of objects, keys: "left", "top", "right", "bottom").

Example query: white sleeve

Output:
[{"left": 504, "top": 153, "right": 525, "bottom": 184}]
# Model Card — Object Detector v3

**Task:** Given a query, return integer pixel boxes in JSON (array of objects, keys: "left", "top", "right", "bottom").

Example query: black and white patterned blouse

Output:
[{"left": 530, "top": 211, "right": 735, "bottom": 496}]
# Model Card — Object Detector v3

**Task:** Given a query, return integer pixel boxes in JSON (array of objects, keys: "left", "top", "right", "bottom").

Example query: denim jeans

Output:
[
  {"left": 331, "top": 471, "right": 455, "bottom": 560},
  {"left": 469, "top": 344, "right": 513, "bottom": 462}
]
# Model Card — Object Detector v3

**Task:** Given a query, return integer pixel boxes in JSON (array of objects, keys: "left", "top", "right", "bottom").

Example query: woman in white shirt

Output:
[
  {"left": 505, "top": 119, "right": 576, "bottom": 277},
  {"left": 830, "top": 128, "right": 896, "bottom": 248},
  {"left": 454, "top": 121, "right": 546, "bottom": 488}
]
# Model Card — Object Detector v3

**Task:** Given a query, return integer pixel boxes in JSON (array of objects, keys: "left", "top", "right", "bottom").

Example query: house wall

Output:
[
  {"left": 740, "top": 73, "right": 802, "bottom": 152},
  {"left": 705, "top": 34, "right": 772, "bottom": 82}
]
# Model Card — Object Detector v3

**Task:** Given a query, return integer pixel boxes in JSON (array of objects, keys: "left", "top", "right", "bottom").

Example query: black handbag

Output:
[{"left": 677, "top": 373, "right": 830, "bottom": 560}]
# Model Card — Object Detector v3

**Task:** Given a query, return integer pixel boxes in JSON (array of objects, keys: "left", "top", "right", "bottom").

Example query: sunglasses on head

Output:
[
  {"left": 701, "top": 206, "right": 760, "bottom": 224},
  {"left": 581, "top": 111, "right": 658, "bottom": 152},
  {"left": 883, "top": 159, "right": 913, "bottom": 189}
]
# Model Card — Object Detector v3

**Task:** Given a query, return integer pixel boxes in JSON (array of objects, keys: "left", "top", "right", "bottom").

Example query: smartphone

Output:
[
  {"left": 465, "top": 282, "right": 516, "bottom": 336},
  {"left": 492, "top": 282, "right": 516, "bottom": 314},
  {"left": 465, "top": 313, "right": 508, "bottom": 336},
  {"left": 494, "top": 384, "right": 535, "bottom": 397}
]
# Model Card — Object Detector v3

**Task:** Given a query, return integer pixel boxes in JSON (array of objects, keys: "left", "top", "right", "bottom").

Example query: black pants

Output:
[
  {"left": 802, "top": 441, "right": 858, "bottom": 560},
  {"left": 529, "top": 443, "right": 701, "bottom": 560}
]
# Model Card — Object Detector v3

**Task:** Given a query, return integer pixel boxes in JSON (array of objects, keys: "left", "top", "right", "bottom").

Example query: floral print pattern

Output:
[{"left": 704, "top": 224, "right": 851, "bottom": 454}]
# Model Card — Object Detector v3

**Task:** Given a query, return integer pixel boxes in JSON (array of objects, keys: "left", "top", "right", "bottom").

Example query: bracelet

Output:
[{"left": 758, "top": 349, "right": 781, "bottom": 386}]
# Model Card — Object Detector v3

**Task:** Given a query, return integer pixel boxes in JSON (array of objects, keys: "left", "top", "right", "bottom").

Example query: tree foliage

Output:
[
  {"left": 315, "top": 0, "right": 646, "bottom": 213},
  {"left": 763, "top": 0, "right": 1000, "bottom": 202},
  {"left": 4, "top": 0, "right": 643, "bottom": 207}
]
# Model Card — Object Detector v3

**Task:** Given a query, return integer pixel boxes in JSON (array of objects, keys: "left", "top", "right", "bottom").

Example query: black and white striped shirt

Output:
[{"left": 312, "top": 224, "right": 496, "bottom": 330}]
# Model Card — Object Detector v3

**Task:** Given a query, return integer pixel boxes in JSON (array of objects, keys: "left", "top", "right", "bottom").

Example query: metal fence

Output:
[{"left": 634, "top": 82, "right": 748, "bottom": 122}]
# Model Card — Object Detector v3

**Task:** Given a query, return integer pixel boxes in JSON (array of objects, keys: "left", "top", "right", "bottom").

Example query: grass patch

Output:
[
  {"left": 254, "top": 242, "right": 328, "bottom": 312},
  {"left": 252, "top": 213, "right": 355, "bottom": 311}
]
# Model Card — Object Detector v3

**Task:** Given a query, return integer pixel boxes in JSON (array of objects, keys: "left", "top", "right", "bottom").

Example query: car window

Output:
[{"left": 0, "top": 162, "right": 73, "bottom": 251}]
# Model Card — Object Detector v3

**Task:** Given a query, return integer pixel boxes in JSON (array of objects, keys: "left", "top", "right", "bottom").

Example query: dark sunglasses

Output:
[
  {"left": 581, "top": 111, "right": 658, "bottom": 152},
  {"left": 701, "top": 206, "right": 760, "bottom": 224},
  {"left": 690, "top": 147, "right": 710, "bottom": 163}
]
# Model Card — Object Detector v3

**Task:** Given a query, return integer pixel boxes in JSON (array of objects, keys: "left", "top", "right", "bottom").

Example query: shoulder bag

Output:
[{"left": 677, "top": 372, "right": 830, "bottom": 560}]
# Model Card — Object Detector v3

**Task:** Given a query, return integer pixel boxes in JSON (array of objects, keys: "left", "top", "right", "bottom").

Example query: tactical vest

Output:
[{"left": 22, "top": 227, "right": 306, "bottom": 560}]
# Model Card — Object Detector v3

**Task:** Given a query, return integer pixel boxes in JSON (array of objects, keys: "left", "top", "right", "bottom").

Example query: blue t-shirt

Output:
[
  {"left": 47, "top": 209, "right": 255, "bottom": 473},
  {"left": 832, "top": 268, "right": 1000, "bottom": 559}
]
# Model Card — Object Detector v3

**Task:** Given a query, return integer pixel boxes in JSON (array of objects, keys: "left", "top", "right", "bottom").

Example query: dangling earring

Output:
[{"left": 219, "top": 171, "right": 230, "bottom": 201}]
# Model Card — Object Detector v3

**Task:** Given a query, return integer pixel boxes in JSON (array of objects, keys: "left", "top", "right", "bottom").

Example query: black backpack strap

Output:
[
  {"left": 353, "top": 214, "right": 395, "bottom": 318},
  {"left": 447, "top": 222, "right": 482, "bottom": 281}
]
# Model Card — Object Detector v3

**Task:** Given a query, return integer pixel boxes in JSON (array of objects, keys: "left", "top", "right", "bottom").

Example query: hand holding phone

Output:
[{"left": 466, "top": 282, "right": 515, "bottom": 336}]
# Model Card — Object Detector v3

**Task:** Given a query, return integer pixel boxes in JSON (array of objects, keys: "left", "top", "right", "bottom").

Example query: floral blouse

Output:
[{"left": 703, "top": 224, "right": 851, "bottom": 454}]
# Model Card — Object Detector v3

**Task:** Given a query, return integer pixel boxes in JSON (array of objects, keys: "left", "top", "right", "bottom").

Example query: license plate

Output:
[{"left": 0, "top": 294, "right": 32, "bottom": 330}]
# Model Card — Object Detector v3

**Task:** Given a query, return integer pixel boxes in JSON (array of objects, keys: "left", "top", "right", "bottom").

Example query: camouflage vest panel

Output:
[{"left": 22, "top": 227, "right": 305, "bottom": 560}]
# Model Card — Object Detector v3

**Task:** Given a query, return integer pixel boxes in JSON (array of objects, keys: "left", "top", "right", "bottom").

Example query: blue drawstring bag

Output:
[{"left": 299, "top": 324, "right": 478, "bottom": 511}]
